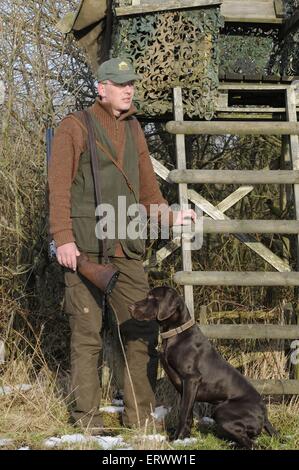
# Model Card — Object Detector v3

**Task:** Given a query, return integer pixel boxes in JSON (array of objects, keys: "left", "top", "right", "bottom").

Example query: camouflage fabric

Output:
[
  {"left": 279, "top": 0, "right": 299, "bottom": 76},
  {"left": 112, "top": 5, "right": 223, "bottom": 119},
  {"left": 57, "top": 0, "right": 108, "bottom": 72}
]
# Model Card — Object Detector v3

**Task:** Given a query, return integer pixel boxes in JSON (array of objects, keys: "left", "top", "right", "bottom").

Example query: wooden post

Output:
[
  {"left": 199, "top": 305, "right": 208, "bottom": 325},
  {"left": 286, "top": 84, "right": 299, "bottom": 381},
  {"left": 173, "top": 87, "right": 194, "bottom": 317}
]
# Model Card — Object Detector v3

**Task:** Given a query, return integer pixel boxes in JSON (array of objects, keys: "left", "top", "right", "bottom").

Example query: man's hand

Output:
[
  {"left": 172, "top": 209, "right": 197, "bottom": 226},
  {"left": 56, "top": 242, "right": 80, "bottom": 271}
]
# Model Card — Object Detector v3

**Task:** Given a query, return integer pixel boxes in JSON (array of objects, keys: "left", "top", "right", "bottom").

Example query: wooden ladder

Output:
[{"left": 162, "top": 83, "right": 299, "bottom": 395}]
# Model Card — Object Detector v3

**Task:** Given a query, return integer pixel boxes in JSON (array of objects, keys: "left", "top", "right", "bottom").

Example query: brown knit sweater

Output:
[{"left": 48, "top": 98, "right": 169, "bottom": 253}]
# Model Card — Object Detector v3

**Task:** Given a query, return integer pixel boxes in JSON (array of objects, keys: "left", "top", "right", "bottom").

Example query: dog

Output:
[{"left": 129, "top": 286, "right": 277, "bottom": 449}]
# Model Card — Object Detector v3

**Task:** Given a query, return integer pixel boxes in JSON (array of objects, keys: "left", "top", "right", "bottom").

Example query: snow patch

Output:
[
  {"left": 174, "top": 437, "right": 198, "bottom": 446},
  {"left": 151, "top": 406, "right": 170, "bottom": 420},
  {"left": 43, "top": 433, "right": 127, "bottom": 450},
  {"left": 0, "top": 384, "right": 32, "bottom": 396},
  {"left": 99, "top": 405, "right": 124, "bottom": 413}
]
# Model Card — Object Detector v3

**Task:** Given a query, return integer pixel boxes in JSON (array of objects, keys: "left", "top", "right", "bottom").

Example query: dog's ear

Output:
[{"left": 157, "top": 292, "right": 185, "bottom": 321}]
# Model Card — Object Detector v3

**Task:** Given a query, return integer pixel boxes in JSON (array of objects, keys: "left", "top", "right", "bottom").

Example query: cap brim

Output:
[{"left": 99, "top": 72, "right": 140, "bottom": 84}]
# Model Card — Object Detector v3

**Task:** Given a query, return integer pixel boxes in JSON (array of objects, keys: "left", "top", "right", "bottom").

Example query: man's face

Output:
[{"left": 97, "top": 80, "right": 135, "bottom": 116}]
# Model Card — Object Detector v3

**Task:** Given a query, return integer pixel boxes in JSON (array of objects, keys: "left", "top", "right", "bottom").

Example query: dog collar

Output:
[{"left": 160, "top": 318, "right": 195, "bottom": 339}]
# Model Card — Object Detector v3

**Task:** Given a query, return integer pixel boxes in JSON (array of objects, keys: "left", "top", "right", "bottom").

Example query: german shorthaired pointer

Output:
[{"left": 129, "top": 286, "right": 277, "bottom": 448}]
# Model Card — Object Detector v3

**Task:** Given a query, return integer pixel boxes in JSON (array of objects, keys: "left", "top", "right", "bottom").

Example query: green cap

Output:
[{"left": 97, "top": 57, "right": 139, "bottom": 84}]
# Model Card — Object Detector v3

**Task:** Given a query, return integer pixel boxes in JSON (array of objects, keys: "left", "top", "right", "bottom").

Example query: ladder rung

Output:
[
  {"left": 174, "top": 271, "right": 299, "bottom": 286},
  {"left": 250, "top": 380, "right": 299, "bottom": 395},
  {"left": 166, "top": 121, "right": 299, "bottom": 136},
  {"left": 170, "top": 169, "right": 299, "bottom": 184},
  {"left": 199, "top": 324, "right": 299, "bottom": 339},
  {"left": 181, "top": 220, "right": 299, "bottom": 234}
]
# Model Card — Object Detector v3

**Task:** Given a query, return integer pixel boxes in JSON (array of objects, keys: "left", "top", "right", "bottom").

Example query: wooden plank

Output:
[
  {"left": 116, "top": 0, "right": 283, "bottom": 23},
  {"left": 143, "top": 236, "right": 181, "bottom": 268},
  {"left": 199, "top": 324, "right": 299, "bottom": 339},
  {"left": 150, "top": 156, "right": 290, "bottom": 271},
  {"left": 222, "top": 0, "right": 282, "bottom": 24},
  {"left": 116, "top": 0, "right": 222, "bottom": 16},
  {"left": 219, "top": 84, "right": 289, "bottom": 91},
  {"left": 174, "top": 271, "right": 299, "bottom": 286},
  {"left": 217, "top": 186, "right": 253, "bottom": 212},
  {"left": 150, "top": 155, "right": 173, "bottom": 183},
  {"left": 188, "top": 190, "right": 290, "bottom": 272},
  {"left": 199, "top": 219, "right": 299, "bottom": 234},
  {"left": 216, "top": 107, "right": 286, "bottom": 113},
  {"left": 262, "top": 74, "right": 282, "bottom": 83},
  {"left": 169, "top": 169, "right": 299, "bottom": 184},
  {"left": 216, "top": 112, "right": 284, "bottom": 120},
  {"left": 174, "top": 87, "right": 194, "bottom": 317},
  {"left": 225, "top": 72, "right": 244, "bottom": 82},
  {"left": 143, "top": 179, "right": 252, "bottom": 267},
  {"left": 274, "top": 0, "right": 285, "bottom": 18},
  {"left": 251, "top": 380, "right": 299, "bottom": 395},
  {"left": 166, "top": 121, "right": 299, "bottom": 136},
  {"left": 286, "top": 86, "right": 299, "bottom": 270},
  {"left": 243, "top": 73, "right": 263, "bottom": 82}
]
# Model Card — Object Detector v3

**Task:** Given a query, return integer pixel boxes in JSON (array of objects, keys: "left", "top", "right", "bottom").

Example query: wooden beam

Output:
[
  {"left": 222, "top": 0, "right": 283, "bottom": 24},
  {"left": 250, "top": 380, "right": 299, "bottom": 395},
  {"left": 199, "top": 324, "right": 299, "bottom": 339},
  {"left": 188, "top": 190, "right": 290, "bottom": 272},
  {"left": 198, "top": 219, "right": 299, "bottom": 234},
  {"left": 286, "top": 86, "right": 299, "bottom": 271},
  {"left": 150, "top": 156, "right": 290, "bottom": 272},
  {"left": 116, "top": 0, "right": 221, "bottom": 16},
  {"left": 216, "top": 107, "right": 286, "bottom": 114},
  {"left": 216, "top": 186, "right": 254, "bottom": 212},
  {"left": 166, "top": 121, "right": 299, "bottom": 136},
  {"left": 174, "top": 271, "right": 299, "bottom": 286},
  {"left": 169, "top": 170, "right": 299, "bottom": 184},
  {"left": 143, "top": 171, "right": 253, "bottom": 268},
  {"left": 219, "top": 84, "right": 289, "bottom": 91},
  {"left": 274, "top": 0, "right": 285, "bottom": 18},
  {"left": 174, "top": 87, "right": 194, "bottom": 316},
  {"left": 116, "top": 0, "right": 283, "bottom": 24}
]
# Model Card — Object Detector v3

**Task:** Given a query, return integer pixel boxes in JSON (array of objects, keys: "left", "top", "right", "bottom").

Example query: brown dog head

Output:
[{"left": 129, "top": 286, "right": 186, "bottom": 325}]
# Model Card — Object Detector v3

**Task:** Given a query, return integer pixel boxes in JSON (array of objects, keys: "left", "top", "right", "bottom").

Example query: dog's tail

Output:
[{"left": 264, "top": 418, "right": 278, "bottom": 437}]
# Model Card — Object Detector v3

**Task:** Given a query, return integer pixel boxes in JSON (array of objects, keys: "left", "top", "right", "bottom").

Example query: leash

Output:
[{"left": 160, "top": 318, "right": 195, "bottom": 340}]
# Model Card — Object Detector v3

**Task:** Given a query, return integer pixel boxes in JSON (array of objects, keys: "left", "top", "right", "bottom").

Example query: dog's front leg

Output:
[
  {"left": 160, "top": 354, "right": 182, "bottom": 393},
  {"left": 174, "top": 377, "right": 199, "bottom": 441}
]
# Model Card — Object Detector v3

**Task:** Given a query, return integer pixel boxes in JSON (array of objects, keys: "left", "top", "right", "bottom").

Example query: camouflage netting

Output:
[
  {"left": 219, "top": 24, "right": 281, "bottom": 76},
  {"left": 219, "top": 0, "right": 299, "bottom": 77},
  {"left": 280, "top": 0, "right": 299, "bottom": 75},
  {"left": 112, "top": 2, "right": 223, "bottom": 119}
]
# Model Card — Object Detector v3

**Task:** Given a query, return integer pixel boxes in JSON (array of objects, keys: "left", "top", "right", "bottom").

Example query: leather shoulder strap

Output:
[{"left": 82, "top": 110, "right": 109, "bottom": 263}]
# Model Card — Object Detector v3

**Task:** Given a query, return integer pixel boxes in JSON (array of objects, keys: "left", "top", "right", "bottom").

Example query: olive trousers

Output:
[{"left": 64, "top": 257, "right": 159, "bottom": 428}]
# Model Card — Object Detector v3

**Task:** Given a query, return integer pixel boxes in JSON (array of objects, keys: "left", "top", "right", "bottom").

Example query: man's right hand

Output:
[{"left": 56, "top": 242, "right": 80, "bottom": 271}]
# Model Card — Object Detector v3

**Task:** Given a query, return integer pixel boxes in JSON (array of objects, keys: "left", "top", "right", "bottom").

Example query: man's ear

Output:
[
  {"left": 97, "top": 82, "right": 105, "bottom": 99},
  {"left": 157, "top": 294, "right": 185, "bottom": 321}
]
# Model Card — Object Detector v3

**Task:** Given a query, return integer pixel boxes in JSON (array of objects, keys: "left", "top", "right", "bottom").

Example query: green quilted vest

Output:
[{"left": 70, "top": 112, "right": 145, "bottom": 260}]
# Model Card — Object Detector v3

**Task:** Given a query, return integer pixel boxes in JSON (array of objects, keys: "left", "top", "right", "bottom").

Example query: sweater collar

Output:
[{"left": 93, "top": 97, "right": 137, "bottom": 121}]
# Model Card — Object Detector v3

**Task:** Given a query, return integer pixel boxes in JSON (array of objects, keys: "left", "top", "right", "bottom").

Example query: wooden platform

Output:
[{"left": 115, "top": 0, "right": 286, "bottom": 24}]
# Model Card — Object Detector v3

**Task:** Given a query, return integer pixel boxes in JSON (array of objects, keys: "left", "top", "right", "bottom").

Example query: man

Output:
[{"left": 48, "top": 57, "right": 195, "bottom": 431}]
